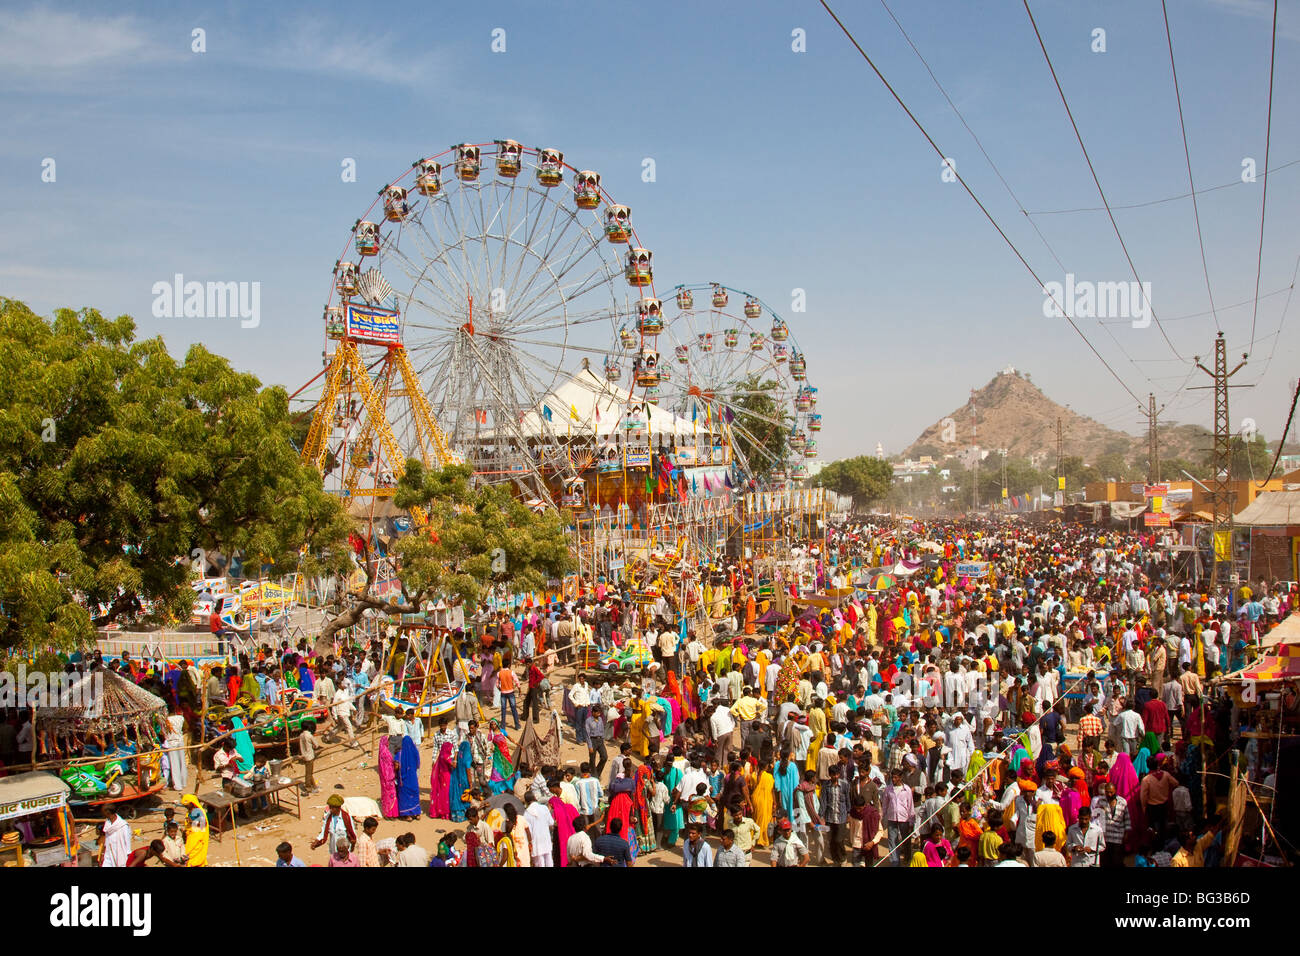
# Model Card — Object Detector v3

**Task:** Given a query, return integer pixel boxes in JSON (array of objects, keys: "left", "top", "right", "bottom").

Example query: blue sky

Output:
[{"left": 2, "top": 0, "right": 1297, "bottom": 461}]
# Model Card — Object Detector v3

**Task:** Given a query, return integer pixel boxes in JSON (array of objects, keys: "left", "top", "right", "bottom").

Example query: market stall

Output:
[{"left": 0, "top": 772, "right": 78, "bottom": 867}]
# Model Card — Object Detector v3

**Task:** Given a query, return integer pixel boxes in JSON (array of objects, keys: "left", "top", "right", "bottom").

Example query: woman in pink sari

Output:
[
  {"left": 378, "top": 735, "right": 398, "bottom": 818},
  {"left": 429, "top": 740, "right": 454, "bottom": 819},
  {"left": 549, "top": 788, "right": 580, "bottom": 867},
  {"left": 1109, "top": 752, "right": 1145, "bottom": 850}
]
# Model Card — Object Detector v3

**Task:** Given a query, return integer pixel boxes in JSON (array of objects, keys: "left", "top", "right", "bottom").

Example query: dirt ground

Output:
[{"left": 103, "top": 658, "right": 698, "bottom": 868}]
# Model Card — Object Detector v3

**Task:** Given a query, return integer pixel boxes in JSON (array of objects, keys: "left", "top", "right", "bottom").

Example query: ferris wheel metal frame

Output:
[
  {"left": 306, "top": 139, "right": 654, "bottom": 508},
  {"left": 614, "top": 281, "right": 820, "bottom": 486}
]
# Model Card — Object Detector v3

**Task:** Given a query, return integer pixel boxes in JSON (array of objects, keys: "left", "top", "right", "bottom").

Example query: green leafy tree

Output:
[
  {"left": 1226, "top": 433, "right": 1273, "bottom": 480},
  {"left": 320, "top": 462, "right": 572, "bottom": 643},
  {"left": 0, "top": 299, "right": 353, "bottom": 651},
  {"left": 813, "top": 455, "right": 894, "bottom": 508},
  {"left": 727, "top": 374, "right": 790, "bottom": 480}
]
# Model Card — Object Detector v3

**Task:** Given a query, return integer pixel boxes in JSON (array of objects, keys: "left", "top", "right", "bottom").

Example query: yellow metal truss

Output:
[{"left": 302, "top": 340, "right": 455, "bottom": 529}]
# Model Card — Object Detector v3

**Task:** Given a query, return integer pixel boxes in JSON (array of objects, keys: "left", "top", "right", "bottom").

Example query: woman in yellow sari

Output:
[
  {"left": 1035, "top": 801, "right": 1067, "bottom": 852},
  {"left": 628, "top": 694, "right": 653, "bottom": 759},
  {"left": 749, "top": 758, "right": 775, "bottom": 847},
  {"left": 180, "top": 794, "right": 209, "bottom": 867}
]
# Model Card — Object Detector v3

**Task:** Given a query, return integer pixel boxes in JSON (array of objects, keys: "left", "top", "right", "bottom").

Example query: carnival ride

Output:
[
  {"left": 620, "top": 283, "right": 818, "bottom": 487},
  {"left": 299, "top": 140, "right": 656, "bottom": 509},
  {"left": 376, "top": 623, "right": 472, "bottom": 719}
]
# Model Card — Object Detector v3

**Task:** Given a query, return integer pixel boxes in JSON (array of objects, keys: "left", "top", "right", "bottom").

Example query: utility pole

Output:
[
  {"left": 1054, "top": 418, "right": 1064, "bottom": 508},
  {"left": 971, "top": 389, "right": 979, "bottom": 512},
  {"left": 1192, "top": 332, "right": 1249, "bottom": 589},
  {"left": 999, "top": 448, "right": 1009, "bottom": 511},
  {"left": 1139, "top": 393, "right": 1166, "bottom": 484}
]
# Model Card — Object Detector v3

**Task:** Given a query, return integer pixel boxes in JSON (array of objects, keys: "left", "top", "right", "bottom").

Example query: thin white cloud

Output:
[
  {"left": 0, "top": 7, "right": 454, "bottom": 88},
  {"left": 262, "top": 18, "right": 453, "bottom": 88},
  {"left": 0, "top": 8, "right": 157, "bottom": 71}
]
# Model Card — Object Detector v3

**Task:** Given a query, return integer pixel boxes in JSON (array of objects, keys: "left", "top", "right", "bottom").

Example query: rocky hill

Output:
[{"left": 901, "top": 368, "right": 1211, "bottom": 466}]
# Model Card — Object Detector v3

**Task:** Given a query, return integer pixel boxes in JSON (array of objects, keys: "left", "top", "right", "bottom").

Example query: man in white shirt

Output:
[
  {"left": 946, "top": 713, "right": 975, "bottom": 776},
  {"left": 679, "top": 755, "right": 710, "bottom": 806},
  {"left": 1065, "top": 806, "right": 1106, "bottom": 867},
  {"left": 709, "top": 703, "right": 736, "bottom": 766},
  {"left": 523, "top": 792, "right": 555, "bottom": 867},
  {"left": 1113, "top": 704, "right": 1145, "bottom": 755},
  {"left": 569, "top": 675, "right": 591, "bottom": 745},
  {"left": 566, "top": 819, "right": 610, "bottom": 866},
  {"left": 685, "top": 634, "right": 704, "bottom": 668},
  {"left": 99, "top": 806, "right": 132, "bottom": 867}
]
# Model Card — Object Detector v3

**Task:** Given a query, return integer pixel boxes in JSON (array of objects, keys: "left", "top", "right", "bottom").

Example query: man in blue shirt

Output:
[
  {"left": 275, "top": 842, "right": 306, "bottom": 867},
  {"left": 591, "top": 818, "right": 635, "bottom": 866}
]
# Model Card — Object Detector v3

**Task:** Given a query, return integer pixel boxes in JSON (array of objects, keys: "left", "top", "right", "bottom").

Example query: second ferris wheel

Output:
[{"left": 610, "top": 282, "right": 821, "bottom": 486}]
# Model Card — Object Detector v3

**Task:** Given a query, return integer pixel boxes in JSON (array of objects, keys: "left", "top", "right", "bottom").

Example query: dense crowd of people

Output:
[
  {"left": 9, "top": 516, "right": 1293, "bottom": 868},
  {"left": 353, "top": 517, "right": 1295, "bottom": 866}
]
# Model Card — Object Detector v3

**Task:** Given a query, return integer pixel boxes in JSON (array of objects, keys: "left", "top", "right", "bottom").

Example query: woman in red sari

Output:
[{"left": 632, "top": 761, "right": 657, "bottom": 853}]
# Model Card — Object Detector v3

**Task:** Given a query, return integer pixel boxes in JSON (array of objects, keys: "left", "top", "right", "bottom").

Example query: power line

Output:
[
  {"left": 1249, "top": 0, "right": 1280, "bottom": 354},
  {"left": 875, "top": 0, "right": 1161, "bottom": 394},
  {"left": 1161, "top": 0, "right": 1220, "bottom": 333},
  {"left": 1249, "top": 250, "right": 1300, "bottom": 386},
  {"left": 1022, "top": 0, "right": 1189, "bottom": 365},
  {"left": 1097, "top": 284, "right": 1292, "bottom": 326},
  {"left": 1026, "top": 158, "right": 1300, "bottom": 216},
  {"left": 816, "top": 0, "right": 1145, "bottom": 408},
  {"left": 1254, "top": 376, "right": 1300, "bottom": 487}
]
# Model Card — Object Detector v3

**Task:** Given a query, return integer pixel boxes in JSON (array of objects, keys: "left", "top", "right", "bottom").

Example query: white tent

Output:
[
  {"left": 504, "top": 366, "right": 701, "bottom": 441},
  {"left": 1234, "top": 490, "right": 1300, "bottom": 527}
]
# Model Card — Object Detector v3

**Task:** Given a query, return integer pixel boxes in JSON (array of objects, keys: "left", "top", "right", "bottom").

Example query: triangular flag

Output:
[
  {"left": 724, "top": 407, "right": 734, "bottom": 424},
  {"left": 570, "top": 404, "right": 579, "bottom": 421},
  {"left": 543, "top": 405, "right": 553, "bottom": 422}
]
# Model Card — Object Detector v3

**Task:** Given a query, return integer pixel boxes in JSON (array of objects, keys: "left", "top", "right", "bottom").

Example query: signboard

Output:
[
  {"left": 624, "top": 450, "right": 651, "bottom": 468},
  {"left": 1143, "top": 483, "right": 1169, "bottom": 498},
  {"left": 0, "top": 789, "right": 66, "bottom": 822},
  {"left": 1214, "top": 531, "right": 1231, "bottom": 561},
  {"left": 1144, "top": 513, "right": 1171, "bottom": 527},
  {"left": 955, "top": 562, "right": 989, "bottom": 577},
  {"left": 344, "top": 303, "right": 401, "bottom": 345}
]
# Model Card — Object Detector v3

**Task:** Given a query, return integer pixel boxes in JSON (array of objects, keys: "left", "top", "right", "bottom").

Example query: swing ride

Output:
[{"left": 375, "top": 623, "right": 474, "bottom": 720}]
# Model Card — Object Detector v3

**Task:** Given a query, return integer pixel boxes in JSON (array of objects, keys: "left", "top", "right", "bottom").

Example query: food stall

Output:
[{"left": 0, "top": 771, "right": 78, "bottom": 867}]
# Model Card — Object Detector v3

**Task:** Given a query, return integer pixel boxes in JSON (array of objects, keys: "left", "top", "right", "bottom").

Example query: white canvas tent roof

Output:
[
  {"left": 499, "top": 366, "right": 700, "bottom": 441},
  {"left": 1262, "top": 612, "right": 1300, "bottom": 649},
  {"left": 1234, "top": 490, "right": 1300, "bottom": 527}
]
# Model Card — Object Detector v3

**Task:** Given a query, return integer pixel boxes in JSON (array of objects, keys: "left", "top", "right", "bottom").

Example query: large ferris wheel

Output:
[
  {"left": 611, "top": 282, "right": 821, "bottom": 485},
  {"left": 300, "top": 139, "right": 652, "bottom": 506}
]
